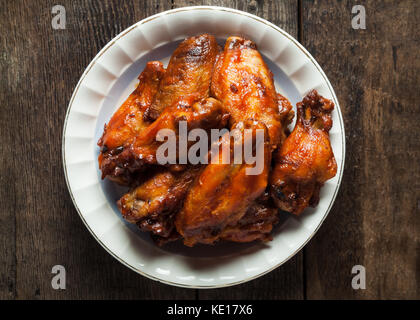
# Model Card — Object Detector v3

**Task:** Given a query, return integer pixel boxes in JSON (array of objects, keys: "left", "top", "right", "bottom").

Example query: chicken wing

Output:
[
  {"left": 118, "top": 166, "right": 202, "bottom": 242},
  {"left": 99, "top": 34, "right": 219, "bottom": 184},
  {"left": 145, "top": 34, "right": 219, "bottom": 120},
  {"left": 118, "top": 166, "right": 201, "bottom": 222},
  {"left": 175, "top": 120, "right": 271, "bottom": 246},
  {"left": 98, "top": 61, "right": 165, "bottom": 185},
  {"left": 129, "top": 97, "right": 229, "bottom": 167},
  {"left": 270, "top": 90, "right": 337, "bottom": 215},
  {"left": 211, "top": 36, "right": 290, "bottom": 148},
  {"left": 174, "top": 37, "right": 292, "bottom": 246},
  {"left": 219, "top": 191, "right": 279, "bottom": 243}
]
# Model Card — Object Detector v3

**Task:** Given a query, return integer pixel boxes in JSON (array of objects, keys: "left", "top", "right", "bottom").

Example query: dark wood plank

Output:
[
  {"left": 2, "top": 0, "right": 193, "bottom": 299},
  {"left": 170, "top": 0, "right": 303, "bottom": 299},
  {"left": 0, "top": 0, "right": 17, "bottom": 299},
  {"left": 302, "top": 0, "right": 420, "bottom": 299}
]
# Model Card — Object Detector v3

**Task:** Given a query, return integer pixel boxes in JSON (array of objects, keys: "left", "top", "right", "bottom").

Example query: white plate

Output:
[{"left": 62, "top": 6, "right": 345, "bottom": 288}]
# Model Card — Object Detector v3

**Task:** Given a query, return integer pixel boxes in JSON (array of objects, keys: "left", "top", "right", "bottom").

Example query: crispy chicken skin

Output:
[
  {"left": 145, "top": 34, "right": 219, "bottom": 120},
  {"left": 270, "top": 90, "right": 337, "bottom": 215},
  {"left": 130, "top": 97, "right": 229, "bottom": 166},
  {"left": 175, "top": 121, "right": 271, "bottom": 246},
  {"left": 211, "top": 36, "right": 287, "bottom": 148},
  {"left": 98, "top": 61, "right": 165, "bottom": 185}
]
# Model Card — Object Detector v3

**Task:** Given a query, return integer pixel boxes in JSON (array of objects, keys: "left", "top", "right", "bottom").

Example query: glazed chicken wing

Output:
[
  {"left": 98, "top": 61, "right": 165, "bottom": 185},
  {"left": 130, "top": 97, "right": 228, "bottom": 166},
  {"left": 108, "top": 34, "right": 225, "bottom": 244},
  {"left": 118, "top": 166, "right": 202, "bottom": 242},
  {"left": 129, "top": 34, "right": 228, "bottom": 167},
  {"left": 270, "top": 90, "right": 337, "bottom": 215},
  {"left": 175, "top": 121, "right": 271, "bottom": 246},
  {"left": 219, "top": 191, "right": 279, "bottom": 243},
  {"left": 175, "top": 37, "right": 290, "bottom": 246},
  {"left": 99, "top": 34, "right": 220, "bottom": 184},
  {"left": 145, "top": 34, "right": 219, "bottom": 120},
  {"left": 118, "top": 166, "right": 201, "bottom": 225},
  {"left": 211, "top": 36, "right": 291, "bottom": 148}
]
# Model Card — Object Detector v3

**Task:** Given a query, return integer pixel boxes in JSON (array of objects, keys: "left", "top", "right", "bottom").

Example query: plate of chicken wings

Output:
[{"left": 63, "top": 6, "right": 345, "bottom": 288}]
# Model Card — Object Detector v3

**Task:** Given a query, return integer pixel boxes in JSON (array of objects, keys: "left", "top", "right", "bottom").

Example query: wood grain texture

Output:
[
  {"left": 302, "top": 0, "right": 419, "bottom": 299},
  {"left": 0, "top": 0, "right": 17, "bottom": 299}
]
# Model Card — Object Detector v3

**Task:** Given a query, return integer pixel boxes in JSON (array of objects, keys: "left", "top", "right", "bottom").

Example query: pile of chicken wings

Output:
[{"left": 97, "top": 34, "right": 337, "bottom": 247}]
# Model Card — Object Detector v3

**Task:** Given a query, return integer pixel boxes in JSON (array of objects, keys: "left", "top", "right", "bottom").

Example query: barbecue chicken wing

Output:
[
  {"left": 175, "top": 36, "right": 290, "bottom": 246},
  {"left": 130, "top": 97, "right": 229, "bottom": 166},
  {"left": 98, "top": 61, "right": 165, "bottom": 185},
  {"left": 214, "top": 93, "right": 293, "bottom": 244},
  {"left": 145, "top": 34, "right": 219, "bottom": 120},
  {"left": 129, "top": 34, "right": 228, "bottom": 167},
  {"left": 98, "top": 34, "right": 220, "bottom": 184},
  {"left": 175, "top": 121, "right": 271, "bottom": 246},
  {"left": 211, "top": 36, "right": 291, "bottom": 148},
  {"left": 118, "top": 166, "right": 202, "bottom": 243},
  {"left": 270, "top": 90, "right": 337, "bottom": 215},
  {"left": 219, "top": 191, "right": 279, "bottom": 243}
]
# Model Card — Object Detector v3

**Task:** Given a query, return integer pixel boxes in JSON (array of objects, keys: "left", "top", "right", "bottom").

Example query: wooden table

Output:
[{"left": 1, "top": 0, "right": 418, "bottom": 299}]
